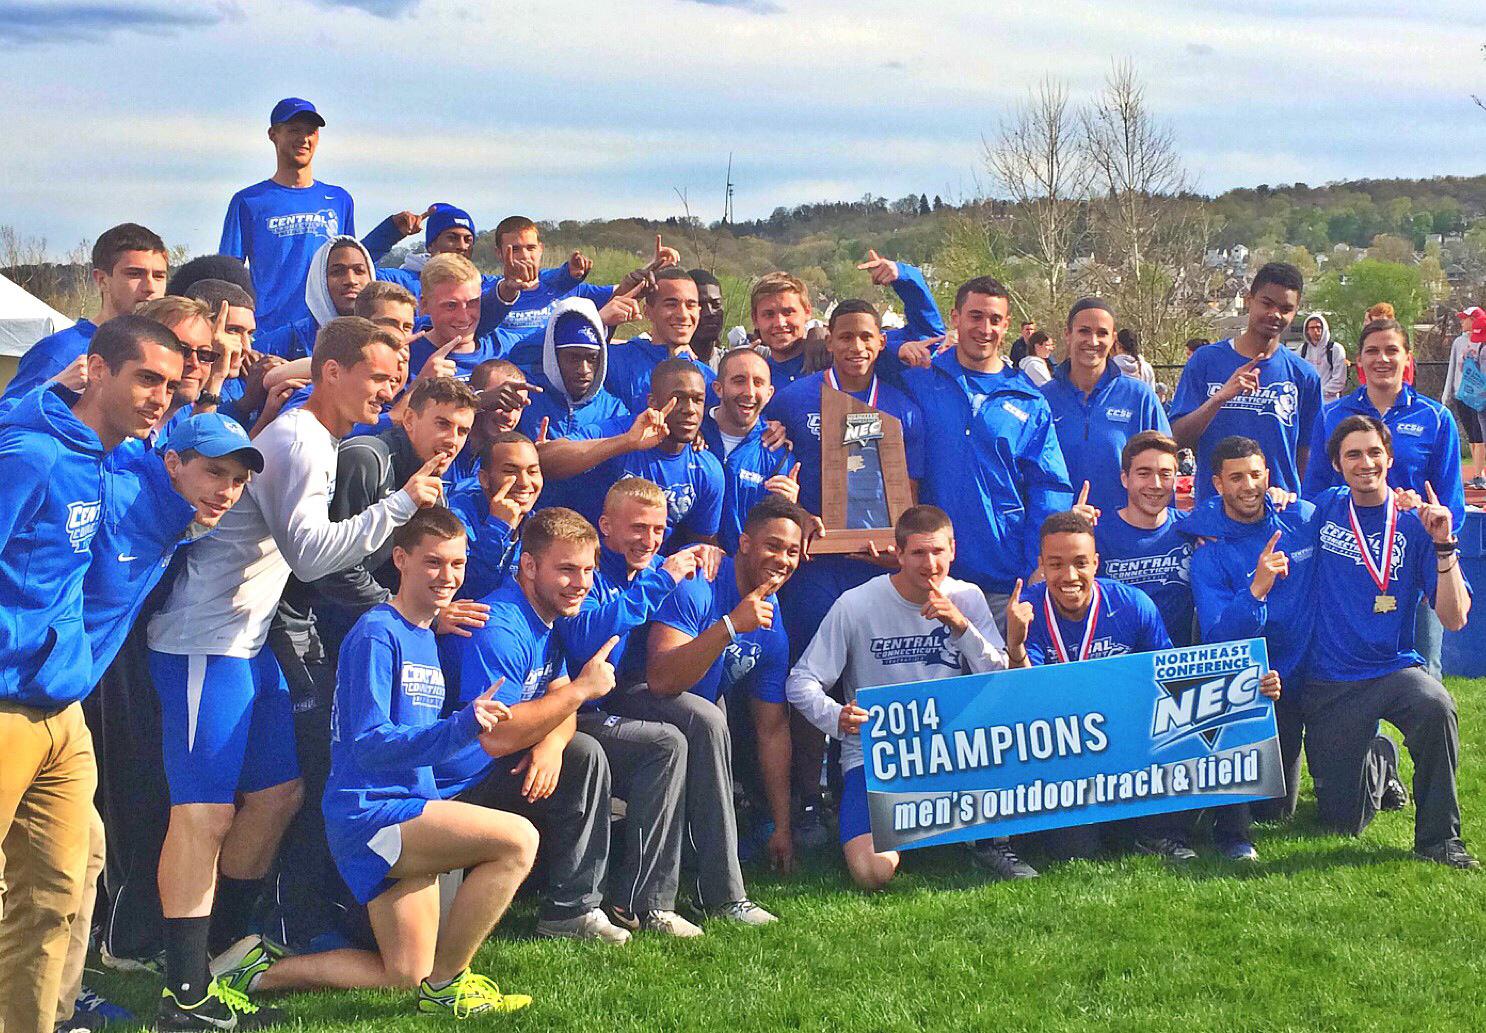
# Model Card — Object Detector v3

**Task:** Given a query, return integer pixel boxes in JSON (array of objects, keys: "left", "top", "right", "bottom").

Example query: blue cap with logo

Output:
[
  {"left": 269, "top": 97, "right": 325, "bottom": 128},
  {"left": 425, "top": 203, "right": 475, "bottom": 248},
  {"left": 552, "top": 311, "right": 601, "bottom": 350},
  {"left": 164, "top": 413, "right": 265, "bottom": 473}
]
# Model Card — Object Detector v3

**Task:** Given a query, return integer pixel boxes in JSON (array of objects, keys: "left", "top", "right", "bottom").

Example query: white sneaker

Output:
[
  {"left": 640, "top": 909, "right": 704, "bottom": 938},
  {"left": 536, "top": 908, "right": 632, "bottom": 943},
  {"left": 711, "top": 899, "right": 778, "bottom": 926}
]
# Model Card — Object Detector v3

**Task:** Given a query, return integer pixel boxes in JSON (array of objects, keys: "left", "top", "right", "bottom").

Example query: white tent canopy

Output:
[{"left": 0, "top": 272, "right": 74, "bottom": 358}]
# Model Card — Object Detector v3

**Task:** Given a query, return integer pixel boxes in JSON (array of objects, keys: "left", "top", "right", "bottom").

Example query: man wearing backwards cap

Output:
[
  {"left": 221, "top": 98, "right": 356, "bottom": 333},
  {"left": 55, "top": 417, "right": 260, "bottom": 1028}
]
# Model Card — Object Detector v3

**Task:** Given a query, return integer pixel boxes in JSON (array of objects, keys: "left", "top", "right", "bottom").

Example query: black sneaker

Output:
[
  {"left": 606, "top": 904, "right": 640, "bottom": 932},
  {"left": 1381, "top": 775, "right": 1410, "bottom": 811},
  {"left": 1416, "top": 839, "right": 1481, "bottom": 870},
  {"left": 154, "top": 980, "right": 283, "bottom": 1030},
  {"left": 968, "top": 838, "right": 1039, "bottom": 879},
  {"left": 1135, "top": 836, "right": 1198, "bottom": 861},
  {"left": 792, "top": 800, "right": 832, "bottom": 850}
]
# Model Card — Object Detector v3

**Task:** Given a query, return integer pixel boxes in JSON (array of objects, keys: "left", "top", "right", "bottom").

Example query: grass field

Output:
[{"left": 87, "top": 677, "right": 1486, "bottom": 1032}]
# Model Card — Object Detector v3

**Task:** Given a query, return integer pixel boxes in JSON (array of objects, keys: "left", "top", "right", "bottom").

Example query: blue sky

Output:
[{"left": 3, "top": 0, "right": 1485, "bottom": 255}]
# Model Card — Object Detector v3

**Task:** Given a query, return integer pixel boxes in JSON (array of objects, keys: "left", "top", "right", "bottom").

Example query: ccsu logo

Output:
[
  {"left": 66, "top": 499, "right": 102, "bottom": 554},
  {"left": 1150, "top": 666, "right": 1267, "bottom": 751}
]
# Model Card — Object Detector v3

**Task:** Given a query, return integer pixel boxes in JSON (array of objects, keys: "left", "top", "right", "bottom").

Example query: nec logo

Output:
[{"left": 1150, "top": 666, "right": 1267, "bottom": 751}]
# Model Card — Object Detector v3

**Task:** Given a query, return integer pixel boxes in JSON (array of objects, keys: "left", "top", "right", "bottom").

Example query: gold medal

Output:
[{"left": 1374, "top": 594, "right": 1397, "bottom": 614}]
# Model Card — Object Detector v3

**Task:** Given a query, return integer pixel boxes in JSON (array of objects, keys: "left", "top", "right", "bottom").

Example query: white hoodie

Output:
[
  {"left": 304, "top": 235, "right": 376, "bottom": 327},
  {"left": 1299, "top": 313, "right": 1347, "bottom": 402}
]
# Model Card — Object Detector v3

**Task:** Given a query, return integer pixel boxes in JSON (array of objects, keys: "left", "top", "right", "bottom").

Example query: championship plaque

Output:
[{"left": 813, "top": 382, "right": 914, "bottom": 554}]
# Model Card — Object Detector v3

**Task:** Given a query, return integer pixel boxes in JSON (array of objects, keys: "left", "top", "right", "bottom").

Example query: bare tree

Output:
[
  {"left": 984, "top": 78, "right": 1090, "bottom": 320},
  {"left": 1080, "top": 61, "right": 1213, "bottom": 362}
]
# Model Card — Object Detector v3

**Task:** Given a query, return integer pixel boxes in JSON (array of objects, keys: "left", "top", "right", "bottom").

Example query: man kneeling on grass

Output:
[
  {"left": 785, "top": 505, "right": 1017, "bottom": 890},
  {"left": 213, "top": 508, "right": 537, "bottom": 1018}
]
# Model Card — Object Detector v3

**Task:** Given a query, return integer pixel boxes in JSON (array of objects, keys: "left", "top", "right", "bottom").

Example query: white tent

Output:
[{"left": 0, "top": 272, "right": 73, "bottom": 358}]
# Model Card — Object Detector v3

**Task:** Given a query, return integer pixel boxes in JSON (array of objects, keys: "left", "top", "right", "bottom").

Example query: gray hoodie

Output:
[{"left": 1299, "top": 313, "right": 1347, "bottom": 401}]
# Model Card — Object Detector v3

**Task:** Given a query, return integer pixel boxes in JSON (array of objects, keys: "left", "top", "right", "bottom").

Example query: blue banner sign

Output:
[{"left": 856, "top": 639, "right": 1282, "bottom": 852}]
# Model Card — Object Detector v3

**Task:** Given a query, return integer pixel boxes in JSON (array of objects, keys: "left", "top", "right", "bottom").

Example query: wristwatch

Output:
[{"left": 196, "top": 390, "right": 221, "bottom": 407}]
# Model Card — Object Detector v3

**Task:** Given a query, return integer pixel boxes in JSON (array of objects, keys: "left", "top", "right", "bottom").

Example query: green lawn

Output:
[{"left": 91, "top": 678, "right": 1486, "bottom": 1032}]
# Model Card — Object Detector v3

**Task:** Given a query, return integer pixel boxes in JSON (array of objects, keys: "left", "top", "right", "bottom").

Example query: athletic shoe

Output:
[
  {"left": 606, "top": 904, "right": 641, "bottom": 932},
  {"left": 708, "top": 899, "right": 778, "bottom": 926},
  {"left": 99, "top": 944, "right": 163, "bottom": 975},
  {"left": 640, "top": 909, "right": 704, "bottom": 938},
  {"left": 153, "top": 979, "right": 282, "bottom": 1030},
  {"left": 416, "top": 970, "right": 532, "bottom": 1018},
  {"left": 1416, "top": 838, "right": 1481, "bottom": 870},
  {"left": 536, "top": 908, "right": 631, "bottom": 943},
  {"left": 1381, "top": 774, "right": 1411, "bottom": 811},
  {"left": 73, "top": 987, "right": 134, "bottom": 1024},
  {"left": 210, "top": 935, "right": 282, "bottom": 995},
  {"left": 1135, "top": 836, "right": 1198, "bottom": 861},
  {"left": 1218, "top": 839, "right": 1260, "bottom": 862},
  {"left": 967, "top": 838, "right": 1039, "bottom": 880},
  {"left": 1471, "top": 476, "right": 1486, "bottom": 490},
  {"left": 55, "top": 1010, "right": 105, "bottom": 1032},
  {"left": 792, "top": 800, "right": 833, "bottom": 850}
]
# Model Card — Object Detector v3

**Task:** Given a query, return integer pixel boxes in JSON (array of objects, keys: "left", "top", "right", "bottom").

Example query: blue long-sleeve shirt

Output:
[
  {"left": 1302, "top": 385, "right": 1466, "bottom": 528},
  {"left": 898, "top": 351, "right": 1072, "bottom": 593},
  {"left": 0, "top": 320, "right": 95, "bottom": 413}
]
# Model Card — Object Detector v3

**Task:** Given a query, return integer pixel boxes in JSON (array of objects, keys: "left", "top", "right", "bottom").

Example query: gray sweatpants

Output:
[
  {"left": 607, "top": 687, "right": 747, "bottom": 907},
  {"left": 1302, "top": 666, "right": 1461, "bottom": 850},
  {"left": 456, "top": 731, "right": 611, "bottom": 920},
  {"left": 575, "top": 711, "right": 687, "bottom": 913}
]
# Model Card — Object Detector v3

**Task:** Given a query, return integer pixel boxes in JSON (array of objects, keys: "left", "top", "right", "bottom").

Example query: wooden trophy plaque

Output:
[{"left": 812, "top": 383, "right": 914, "bottom": 554}]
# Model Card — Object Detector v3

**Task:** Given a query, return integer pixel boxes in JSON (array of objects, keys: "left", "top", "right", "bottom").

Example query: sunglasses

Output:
[{"left": 179, "top": 346, "right": 223, "bottom": 365}]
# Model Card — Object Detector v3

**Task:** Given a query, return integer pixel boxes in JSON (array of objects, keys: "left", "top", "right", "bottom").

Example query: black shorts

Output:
[{"left": 1453, "top": 399, "right": 1484, "bottom": 444}]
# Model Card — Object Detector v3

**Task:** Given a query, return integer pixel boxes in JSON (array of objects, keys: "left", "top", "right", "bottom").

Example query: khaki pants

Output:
[
  {"left": 0, "top": 702, "right": 98, "bottom": 1033},
  {"left": 52, "top": 808, "right": 106, "bottom": 1024}
]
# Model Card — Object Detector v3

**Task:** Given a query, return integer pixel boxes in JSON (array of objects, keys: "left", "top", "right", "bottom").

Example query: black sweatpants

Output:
[{"left": 1302, "top": 666, "right": 1461, "bottom": 850}]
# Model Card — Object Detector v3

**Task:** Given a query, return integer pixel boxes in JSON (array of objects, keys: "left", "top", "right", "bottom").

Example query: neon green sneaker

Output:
[
  {"left": 416, "top": 969, "right": 532, "bottom": 1018},
  {"left": 210, "top": 935, "right": 284, "bottom": 995},
  {"left": 155, "top": 978, "right": 283, "bottom": 1030}
]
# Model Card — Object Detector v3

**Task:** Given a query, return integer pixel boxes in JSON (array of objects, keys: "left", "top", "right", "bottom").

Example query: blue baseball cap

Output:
[
  {"left": 552, "top": 311, "right": 601, "bottom": 349},
  {"left": 425, "top": 203, "right": 475, "bottom": 248},
  {"left": 164, "top": 413, "right": 265, "bottom": 473},
  {"left": 269, "top": 97, "right": 325, "bottom": 128}
]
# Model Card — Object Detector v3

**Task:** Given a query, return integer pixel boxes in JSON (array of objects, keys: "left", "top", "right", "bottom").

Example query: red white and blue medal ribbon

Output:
[
  {"left": 1347, "top": 492, "right": 1398, "bottom": 596},
  {"left": 1043, "top": 581, "right": 1102, "bottom": 663},
  {"left": 826, "top": 367, "right": 878, "bottom": 408}
]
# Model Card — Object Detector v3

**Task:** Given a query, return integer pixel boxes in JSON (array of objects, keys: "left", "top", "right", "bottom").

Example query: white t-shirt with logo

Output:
[{"left": 785, "top": 574, "right": 1006, "bottom": 773}]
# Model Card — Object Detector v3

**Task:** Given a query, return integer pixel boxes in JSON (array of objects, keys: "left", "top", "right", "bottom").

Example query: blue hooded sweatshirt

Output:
[
  {"left": 83, "top": 442, "right": 199, "bottom": 680},
  {"left": 1039, "top": 359, "right": 1170, "bottom": 516},
  {"left": 1178, "top": 495, "right": 1320, "bottom": 683},
  {"left": 0, "top": 385, "right": 108, "bottom": 708},
  {"left": 899, "top": 351, "right": 1074, "bottom": 593},
  {"left": 517, "top": 298, "right": 631, "bottom": 445}
]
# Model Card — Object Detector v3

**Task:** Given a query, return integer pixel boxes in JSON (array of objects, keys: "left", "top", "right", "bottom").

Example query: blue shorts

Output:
[
  {"left": 839, "top": 765, "right": 871, "bottom": 845},
  {"left": 324, "top": 797, "right": 430, "bottom": 905},
  {"left": 151, "top": 649, "right": 301, "bottom": 805}
]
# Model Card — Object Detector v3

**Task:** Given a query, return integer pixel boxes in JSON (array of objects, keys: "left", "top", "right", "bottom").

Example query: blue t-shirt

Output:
[
  {"left": 220, "top": 179, "right": 355, "bottom": 331},
  {"left": 517, "top": 373, "right": 630, "bottom": 444},
  {"left": 1169, "top": 340, "right": 1322, "bottom": 502},
  {"left": 1309, "top": 487, "right": 1466, "bottom": 683},
  {"left": 701, "top": 412, "right": 794, "bottom": 555},
  {"left": 492, "top": 267, "right": 616, "bottom": 373},
  {"left": 408, "top": 332, "right": 505, "bottom": 383},
  {"left": 650, "top": 557, "right": 789, "bottom": 704},
  {"left": 1182, "top": 496, "right": 1319, "bottom": 683},
  {"left": 1040, "top": 361, "right": 1171, "bottom": 516},
  {"left": 445, "top": 482, "right": 522, "bottom": 601},
  {"left": 764, "top": 369, "right": 926, "bottom": 518},
  {"left": 435, "top": 580, "right": 566, "bottom": 795},
  {"left": 562, "top": 416, "right": 724, "bottom": 545},
  {"left": 1093, "top": 509, "right": 1194, "bottom": 647},
  {"left": 1303, "top": 386, "right": 1466, "bottom": 528},
  {"left": 605, "top": 336, "right": 716, "bottom": 415},
  {"left": 255, "top": 315, "right": 318, "bottom": 361},
  {"left": 325, "top": 605, "right": 480, "bottom": 823},
  {"left": 562, "top": 546, "right": 680, "bottom": 691},
  {"left": 1021, "top": 577, "right": 1172, "bottom": 666},
  {"left": 0, "top": 320, "right": 96, "bottom": 413}
]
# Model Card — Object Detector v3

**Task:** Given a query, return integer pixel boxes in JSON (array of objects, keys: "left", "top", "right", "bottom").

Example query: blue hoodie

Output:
[
  {"left": 516, "top": 297, "right": 631, "bottom": 461},
  {"left": 0, "top": 319, "right": 96, "bottom": 413},
  {"left": 899, "top": 351, "right": 1073, "bottom": 593},
  {"left": 84, "top": 442, "right": 198, "bottom": 679},
  {"left": 1179, "top": 495, "right": 1319, "bottom": 683},
  {"left": 1039, "top": 360, "right": 1170, "bottom": 516},
  {"left": 1302, "top": 385, "right": 1466, "bottom": 528},
  {"left": 0, "top": 385, "right": 108, "bottom": 707}
]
